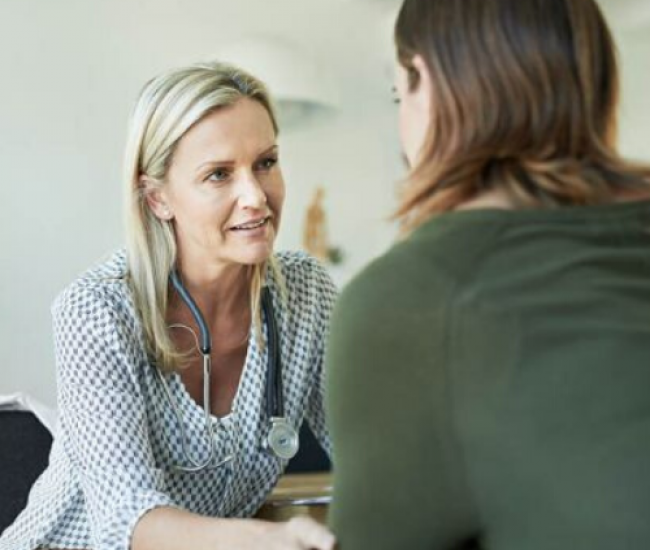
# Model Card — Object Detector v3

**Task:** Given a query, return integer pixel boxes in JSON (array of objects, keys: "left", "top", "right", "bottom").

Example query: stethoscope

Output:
[{"left": 156, "top": 269, "right": 299, "bottom": 473}]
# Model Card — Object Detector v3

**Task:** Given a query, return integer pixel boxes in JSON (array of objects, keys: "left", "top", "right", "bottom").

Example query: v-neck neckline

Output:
[{"left": 170, "top": 321, "right": 258, "bottom": 422}]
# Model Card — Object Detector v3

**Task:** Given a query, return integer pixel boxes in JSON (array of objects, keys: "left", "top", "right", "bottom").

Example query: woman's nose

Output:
[{"left": 237, "top": 173, "right": 267, "bottom": 209}]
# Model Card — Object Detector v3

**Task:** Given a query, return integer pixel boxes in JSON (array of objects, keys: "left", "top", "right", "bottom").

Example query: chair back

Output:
[
  {"left": 285, "top": 422, "right": 331, "bottom": 473},
  {"left": 0, "top": 411, "right": 52, "bottom": 535}
]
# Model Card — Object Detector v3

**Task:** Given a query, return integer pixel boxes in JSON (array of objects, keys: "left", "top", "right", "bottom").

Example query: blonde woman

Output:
[
  {"left": 327, "top": 0, "right": 650, "bottom": 548},
  {"left": 0, "top": 62, "right": 336, "bottom": 550}
]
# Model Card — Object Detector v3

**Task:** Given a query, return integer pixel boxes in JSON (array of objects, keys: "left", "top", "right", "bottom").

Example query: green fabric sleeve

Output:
[{"left": 326, "top": 254, "right": 478, "bottom": 549}]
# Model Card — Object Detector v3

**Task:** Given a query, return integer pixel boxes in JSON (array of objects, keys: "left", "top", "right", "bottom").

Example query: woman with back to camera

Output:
[
  {"left": 327, "top": 0, "right": 650, "bottom": 548},
  {"left": 0, "top": 61, "right": 336, "bottom": 550}
]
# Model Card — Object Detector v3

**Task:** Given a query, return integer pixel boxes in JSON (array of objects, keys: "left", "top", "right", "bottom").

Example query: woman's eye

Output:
[
  {"left": 207, "top": 168, "right": 230, "bottom": 182},
  {"left": 256, "top": 156, "right": 278, "bottom": 171}
]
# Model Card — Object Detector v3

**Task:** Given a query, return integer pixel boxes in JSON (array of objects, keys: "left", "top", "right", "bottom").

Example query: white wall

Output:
[
  {"left": 0, "top": 0, "right": 401, "bottom": 406},
  {"left": 618, "top": 34, "right": 650, "bottom": 161},
  {"left": 1, "top": 0, "right": 648, "bottom": 407}
]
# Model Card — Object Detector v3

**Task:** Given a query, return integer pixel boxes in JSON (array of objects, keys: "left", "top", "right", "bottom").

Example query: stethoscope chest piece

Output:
[{"left": 266, "top": 417, "right": 299, "bottom": 460}]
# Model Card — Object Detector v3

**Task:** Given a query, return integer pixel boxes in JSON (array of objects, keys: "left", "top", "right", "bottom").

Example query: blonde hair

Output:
[
  {"left": 124, "top": 60, "right": 282, "bottom": 373},
  {"left": 394, "top": 0, "right": 650, "bottom": 232}
]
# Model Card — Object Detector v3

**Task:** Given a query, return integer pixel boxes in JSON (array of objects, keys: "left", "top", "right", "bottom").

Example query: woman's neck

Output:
[
  {"left": 454, "top": 188, "right": 516, "bottom": 212},
  {"left": 172, "top": 258, "right": 251, "bottom": 326}
]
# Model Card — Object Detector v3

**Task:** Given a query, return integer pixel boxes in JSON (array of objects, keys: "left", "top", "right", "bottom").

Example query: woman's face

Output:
[
  {"left": 395, "top": 59, "right": 432, "bottom": 168},
  {"left": 154, "top": 98, "right": 284, "bottom": 270}
]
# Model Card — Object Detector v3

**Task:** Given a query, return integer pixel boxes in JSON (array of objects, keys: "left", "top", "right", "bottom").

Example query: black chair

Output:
[
  {"left": 0, "top": 411, "right": 53, "bottom": 535},
  {"left": 285, "top": 422, "right": 331, "bottom": 473}
]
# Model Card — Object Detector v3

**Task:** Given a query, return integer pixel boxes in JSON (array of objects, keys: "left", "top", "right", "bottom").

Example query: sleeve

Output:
[
  {"left": 52, "top": 285, "right": 180, "bottom": 550},
  {"left": 325, "top": 261, "right": 478, "bottom": 550},
  {"left": 301, "top": 257, "right": 338, "bottom": 458}
]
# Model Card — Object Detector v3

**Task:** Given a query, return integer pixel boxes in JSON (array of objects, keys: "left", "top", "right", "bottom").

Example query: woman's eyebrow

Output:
[
  {"left": 195, "top": 145, "right": 279, "bottom": 173},
  {"left": 195, "top": 159, "right": 235, "bottom": 174},
  {"left": 256, "top": 144, "right": 279, "bottom": 157}
]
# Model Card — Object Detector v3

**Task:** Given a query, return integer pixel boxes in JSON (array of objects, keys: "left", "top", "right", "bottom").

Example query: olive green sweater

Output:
[{"left": 326, "top": 201, "right": 650, "bottom": 550}]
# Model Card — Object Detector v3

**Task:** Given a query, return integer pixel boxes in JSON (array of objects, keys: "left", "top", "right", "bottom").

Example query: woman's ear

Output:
[{"left": 141, "top": 176, "right": 174, "bottom": 221}]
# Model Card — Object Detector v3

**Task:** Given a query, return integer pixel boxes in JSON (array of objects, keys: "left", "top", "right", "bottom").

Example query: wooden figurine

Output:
[{"left": 303, "top": 187, "right": 329, "bottom": 262}]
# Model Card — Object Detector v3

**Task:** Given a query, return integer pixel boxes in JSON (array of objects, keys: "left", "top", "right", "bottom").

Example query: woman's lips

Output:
[
  {"left": 228, "top": 216, "right": 272, "bottom": 238},
  {"left": 229, "top": 215, "right": 271, "bottom": 231}
]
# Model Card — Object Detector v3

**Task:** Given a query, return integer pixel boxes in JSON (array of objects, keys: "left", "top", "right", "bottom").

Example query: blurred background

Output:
[{"left": 1, "top": 0, "right": 648, "bottom": 406}]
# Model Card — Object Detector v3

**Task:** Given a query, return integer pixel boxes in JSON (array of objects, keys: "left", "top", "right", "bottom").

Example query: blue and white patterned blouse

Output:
[{"left": 0, "top": 250, "right": 336, "bottom": 550}]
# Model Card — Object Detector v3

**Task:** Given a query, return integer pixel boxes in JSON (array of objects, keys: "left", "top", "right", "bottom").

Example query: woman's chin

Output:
[{"left": 233, "top": 244, "right": 275, "bottom": 266}]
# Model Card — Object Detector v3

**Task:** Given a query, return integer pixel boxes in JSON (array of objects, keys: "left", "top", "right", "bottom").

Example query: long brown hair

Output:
[{"left": 395, "top": 0, "right": 650, "bottom": 231}]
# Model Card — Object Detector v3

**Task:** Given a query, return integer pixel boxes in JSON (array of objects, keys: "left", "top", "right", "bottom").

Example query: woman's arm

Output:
[
  {"left": 133, "top": 507, "right": 334, "bottom": 550},
  {"left": 325, "top": 258, "right": 478, "bottom": 549},
  {"left": 54, "top": 283, "right": 335, "bottom": 550},
  {"left": 53, "top": 285, "right": 180, "bottom": 550}
]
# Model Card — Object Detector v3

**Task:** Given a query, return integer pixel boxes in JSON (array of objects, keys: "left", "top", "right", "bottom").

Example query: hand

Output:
[{"left": 260, "top": 516, "right": 337, "bottom": 550}]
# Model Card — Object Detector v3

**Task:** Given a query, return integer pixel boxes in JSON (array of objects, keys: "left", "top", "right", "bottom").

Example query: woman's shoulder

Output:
[
  {"left": 272, "top": 250, "right": 337, "bottom": 293},
  {"left": 337, "top": 239, "right": 458, "bottom": 319},
  {"left": 52, "top": 249, "right": 133, "bottom": 319},
  {"left": 274, "top": 249, "right": 325, "bottom": 274},
  {"left": 270, "top": 251, "right": 338, "bottom": 321}
]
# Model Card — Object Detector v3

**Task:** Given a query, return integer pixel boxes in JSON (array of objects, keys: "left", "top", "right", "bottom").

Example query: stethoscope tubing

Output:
[
  {"left": 159, "top": 269, "right": 295, "bottom": 471},
  {"left": 262, "top": 288, "right": 284, "bottom": 418},
  {"left": 156, "top": 357, "right": 232, "bottom": 472},
  {"left": 169, "top": 271, "right": 211, "bottom": 355}
]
